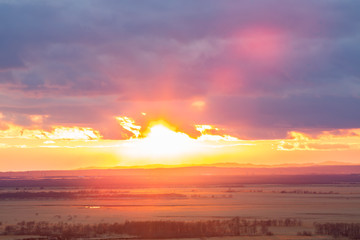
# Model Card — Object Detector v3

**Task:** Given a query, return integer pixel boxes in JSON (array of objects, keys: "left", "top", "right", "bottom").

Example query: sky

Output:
[{"left": 0, "top": 0, "right": 360, "bottom": 171}]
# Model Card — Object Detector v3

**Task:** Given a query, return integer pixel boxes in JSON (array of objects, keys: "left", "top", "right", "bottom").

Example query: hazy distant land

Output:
[{"left": 1, "top": 164, "right": 360, "bottom": 188}]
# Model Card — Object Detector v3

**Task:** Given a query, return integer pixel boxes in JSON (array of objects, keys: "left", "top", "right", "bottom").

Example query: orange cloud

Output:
[
  {"left": 277, "top": 129, "right": 360, "bottom": 151},
  {"left": 191, "top": 100, "right": 206, "bottom": 110},
  {"left": 195, "top": 124, "right": 218, "bottom": 135},
  {"left": 115, "top": 116, "right": 141, "bottom": 138},
  {"left": 0, "top": 124, "right": 101, "bottom": 140},
  {"left": 194, "top": 124, "right": 240, "bottom": 142},
  {"left": 29, "top": 114, "right": 48, "bottom": 124}
]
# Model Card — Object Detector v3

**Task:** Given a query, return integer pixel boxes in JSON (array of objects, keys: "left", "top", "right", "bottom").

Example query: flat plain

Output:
[{"left": 0, "top": 183, "right": 359, "bottom": 239}]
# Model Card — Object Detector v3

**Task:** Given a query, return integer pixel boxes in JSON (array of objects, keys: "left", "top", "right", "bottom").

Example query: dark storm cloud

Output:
[{"left": 0, "top": 0, "right": 359, "bottom": 138}]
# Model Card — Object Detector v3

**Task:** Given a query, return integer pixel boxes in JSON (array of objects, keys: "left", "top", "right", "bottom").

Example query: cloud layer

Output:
[{"left": 0, "top": 0, "right": 360, "bottom": 139}]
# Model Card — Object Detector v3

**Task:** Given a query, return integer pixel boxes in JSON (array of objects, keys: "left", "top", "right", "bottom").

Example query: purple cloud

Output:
[{"left": 0, "top": 0, "right": 359, "bottom": 139}]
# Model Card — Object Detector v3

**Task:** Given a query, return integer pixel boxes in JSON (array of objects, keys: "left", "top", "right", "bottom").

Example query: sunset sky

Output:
[{"left": 1, "top": 0, "right": 360, "bottom": 171}]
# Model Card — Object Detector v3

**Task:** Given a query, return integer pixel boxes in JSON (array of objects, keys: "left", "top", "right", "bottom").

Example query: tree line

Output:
[
  {"left": 1, "top": 217, "right": 302, "bottom": 239},
  {"left": 314, "top": 222, "right": 360, "bottom": 239},
  {"left": 0, "top": 191, "right": 186, "bottom": 200}
]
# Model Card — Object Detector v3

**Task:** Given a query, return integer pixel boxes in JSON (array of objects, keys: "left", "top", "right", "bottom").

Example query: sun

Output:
[
  {"left": 143, "top": 124, "right": 196, "bottom": 156},
  {"left": 122, "top": 123, "right": 200, "bottom": 160},
  {"left": 117, "top": 118, "right": 243, "bottom": 165}
]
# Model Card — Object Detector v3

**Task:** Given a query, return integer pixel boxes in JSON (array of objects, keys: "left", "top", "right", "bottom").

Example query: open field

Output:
[
  {"left": 1, "top": 184, "right": 360, "bottom": 224},
  {"left": 1, "top": 170, "right": 360, "bottom": 239},
  {"left": 0, "top": 183, "right": 360, "bottom": 239}
]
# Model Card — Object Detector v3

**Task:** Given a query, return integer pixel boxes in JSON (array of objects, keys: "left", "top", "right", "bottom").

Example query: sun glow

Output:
[
  {"left": 116, "top": 118, "right": 248, "bottom": 165},
  {"left": 122, "top": 123, "right": 202, "bottom": 161}
]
